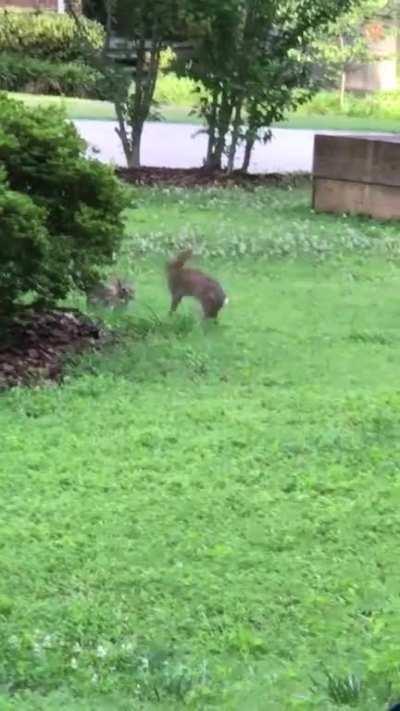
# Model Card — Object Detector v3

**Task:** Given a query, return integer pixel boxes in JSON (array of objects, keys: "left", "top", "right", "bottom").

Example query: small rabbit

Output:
[
  {"left": 86, "top": 278, "right": 135, "bottom": 309},
  {"left": 166, "top": 249, "right": 228, "bottom": 319}
]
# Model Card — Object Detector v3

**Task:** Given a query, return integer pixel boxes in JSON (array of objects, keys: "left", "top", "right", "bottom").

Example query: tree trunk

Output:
[
  {"left": 204, "top": 91, "right": 232, "bottom": 170},
  {"left": 205, "top": 152, "right": 223, "bottom": 171},
  {"left": 121, "top": 37, "right": 146, "bottom": 169},
  {"left": 242, "top": 134, "right": 255, "bottom": 173},
  {"left": 227, "top": 100, "right": 243, "bottom": 173},
  {"left": 146, "top": 35, "right": 162, "bottom": 105},
  {"left": 123, "top": 35, "right": 161, "bottom": 169},
  {"left": 130, "top": 122, "right": 144, "bottom": 168},
  {"left": 104, "top": 0, "right": 112, "bottom": 54},
  {"left": 213, "top": 115, "right": 230, "bottom": 169},
  {"left": 205, "top": 89, "right": 218, "bottom": 166},
  {"left": 206, "top": 121, "right": 217, "bottom": 167},
  {"left": 339, "top": 35, "right": 346, "bottom": 110},
  {"left": 340, "top": 70, "right": 346, "bottom": 111},
  {"left": 115, "top": 104, "right": 134, "bottom": 167}
]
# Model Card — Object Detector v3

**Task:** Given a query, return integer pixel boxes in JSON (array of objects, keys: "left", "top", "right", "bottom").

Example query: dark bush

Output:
[
  {"left": 0, "top": 93, "right": 129, "bottom": 316},
  {"left": 0, "top": 9, "right": 104, "bottom": 62},
  {"left": 0, "top": 168, "right": 52, "bottom": 316},
  {"left": 0, "top": 52, "right": 104, "bottom": 98}
]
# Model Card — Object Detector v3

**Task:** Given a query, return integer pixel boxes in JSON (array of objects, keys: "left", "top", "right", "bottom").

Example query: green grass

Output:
[
  {"left": 9, "top": 91, "right": 400, "bottom": 132},
  {"left": 7, "top": 92, "right": 117, "bottom": 120},
  {"left": 277, "top": 113, "right": 400, "bottom": 132},
  {"left": 7, "top": 92, "right": 198, "bottom": 124},
  {"left": 2, "top": 185, "right": 400, "bottom": 709}
]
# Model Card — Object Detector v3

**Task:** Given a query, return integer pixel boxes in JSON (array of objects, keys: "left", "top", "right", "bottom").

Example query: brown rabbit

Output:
[
  {"left": 86, "top": 278, "right": 135, "bottom": 309},
  {"left": 166, "top": 249, "right": 228, "bottom": 319}
]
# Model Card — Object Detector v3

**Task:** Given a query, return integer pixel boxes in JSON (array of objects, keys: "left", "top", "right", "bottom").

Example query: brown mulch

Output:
[
  {"left": 0, "top": 308, "right": 104, "bottom": 390},
  {"left": 116, "top": 166, "right": 310, "bottom": 188}
]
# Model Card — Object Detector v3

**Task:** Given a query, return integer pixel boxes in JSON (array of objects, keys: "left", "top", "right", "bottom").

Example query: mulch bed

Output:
[
  {"left": 0, "top": 308, "right": 104, "bottom": 390},
  {"left": 116, "top": 166, "right": 310, "bottom": 188}
]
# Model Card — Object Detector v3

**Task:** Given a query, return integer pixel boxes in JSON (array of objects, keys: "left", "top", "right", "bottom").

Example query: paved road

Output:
[{"left": 74, "top": 119, "right": 394, "bottom": 174}]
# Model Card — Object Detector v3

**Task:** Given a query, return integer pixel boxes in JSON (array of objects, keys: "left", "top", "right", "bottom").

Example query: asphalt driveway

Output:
[{"left": 74, "top": 119, "right": 393, "bottom": 173}]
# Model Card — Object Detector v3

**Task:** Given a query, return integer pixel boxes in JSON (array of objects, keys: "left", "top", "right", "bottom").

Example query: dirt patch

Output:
[
  {"left": 0, "top": 308, "right": 104, "bottom": 390},
  {"left": 116, "top": 166, "right": 310, "bottom": 189}
]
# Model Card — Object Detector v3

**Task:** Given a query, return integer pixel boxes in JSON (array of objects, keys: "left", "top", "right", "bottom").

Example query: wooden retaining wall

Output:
[{"left": 312, "top": 134, "right": 400, "bottom": 220}]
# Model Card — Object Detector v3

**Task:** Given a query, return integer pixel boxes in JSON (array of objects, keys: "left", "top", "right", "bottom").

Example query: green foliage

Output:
[
  {"left": 154, "top": 71, "right": 201, "bottom": 108},
  {"left": 94, "top": 0, "right": 197, "bottom": 167},
  {"left": 0, "top": 168, "right": 50, "bottom": 315},
  {"left": 2, "top": 185, "right": 400, "bottom": 708},
  {"left": 0, "top": 9, "right": 104, "bottom": 62},
  {"left": 300, "top": 89, "right": 400, "bottom": 120},
  {"left": 181, "top": 0, "right": 364, "bottom": 171},
  {"left": 112, "top": 0, "right": 189, "bottom": 41},
  {"left": 309, "top": 0, "right": 388, "bottom": 100},
  {"left": 0, "top": 52, "right": 104, "bottom": 98},
  {"left": 0, "top": 93, "right": 128, "bottom": 314},
  {"left": 325, "top": 672, "right": 364, "bottom": 706}
]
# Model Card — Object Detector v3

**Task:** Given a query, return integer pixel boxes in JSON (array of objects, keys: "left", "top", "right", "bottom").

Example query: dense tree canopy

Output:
[
  {"left": 80, "top": 0, "right": 368, "bottom": 170},
  {"left": 179, "top": 0, "right": 365, "bottom": 170}
]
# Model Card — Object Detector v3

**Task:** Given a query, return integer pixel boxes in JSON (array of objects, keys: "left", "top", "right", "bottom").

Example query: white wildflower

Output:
[
  {"left": 42, "top": 634, "right": 55, "bottom": 649},
  {"left": 139, "top": 655, "right": 150, "bottom": 673},
  {"left": 33, "top": 642, "right": 43, "bottom": 657},
  {"left": 96, "top": 644, "right": 107, "bottom": 659}
]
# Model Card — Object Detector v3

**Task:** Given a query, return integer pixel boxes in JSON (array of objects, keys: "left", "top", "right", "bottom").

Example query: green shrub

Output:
[
  {"left": 350, "top": 90, "right": 400, "bottom": 120},
  {"left": 299, "top": 89, "right": 400, "bottom": 120},
  {"left": 0, "top": 52, "right": 104, "bottom": 98},
  {"left": 155, "top": 72, "right": 201, "bottom": 107},
  {"left": 0, "top": 168, "right": 51, "bottom": 315},
  {"left": 298, "top": 91, "right": 341, "bottom": 115},
  {"left": 0, "top": 9, "right": 104, "bottom": 62},
  {"left": 0, "top": 93, "right": 129, "bottom": 315}
]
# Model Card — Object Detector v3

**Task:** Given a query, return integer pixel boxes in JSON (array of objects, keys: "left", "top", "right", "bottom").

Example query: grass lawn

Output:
[
  {"left": 277, "top": 113, "right": 400, "bottom": 133},
  {"left": 8, "top": 93, "right": 198, "bottom": 124},
  {"left": 9, "top": 92, "right": 400, "bottom": 132},
  {"left": 2, "top": 185, "right": 400, "bottom": 709}
]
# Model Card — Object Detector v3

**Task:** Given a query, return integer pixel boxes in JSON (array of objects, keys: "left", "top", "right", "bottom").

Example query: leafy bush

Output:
[
  {"left": 299, "top": 89, "right": 400, "bottom": 120},
  {"left": 155, "top": 72, "right": 201, "bottom": 108},
  {"left": 0, "top": 93, "right": 129, "bottom": 315},
  {"left": 0, "top": 52, "right": 104, "bottom": 98},
  {"left": 349, "top": 90, "right": 400, "bottom": 120},
  {"left": 0, "top": 169, "right": 50, "bottom": 316},
  {"left": 0, "top": 9, "right": 104, "bottom": 62},
  {"left": 298, "top": 90, "right": 342, "bottom": 115}
]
